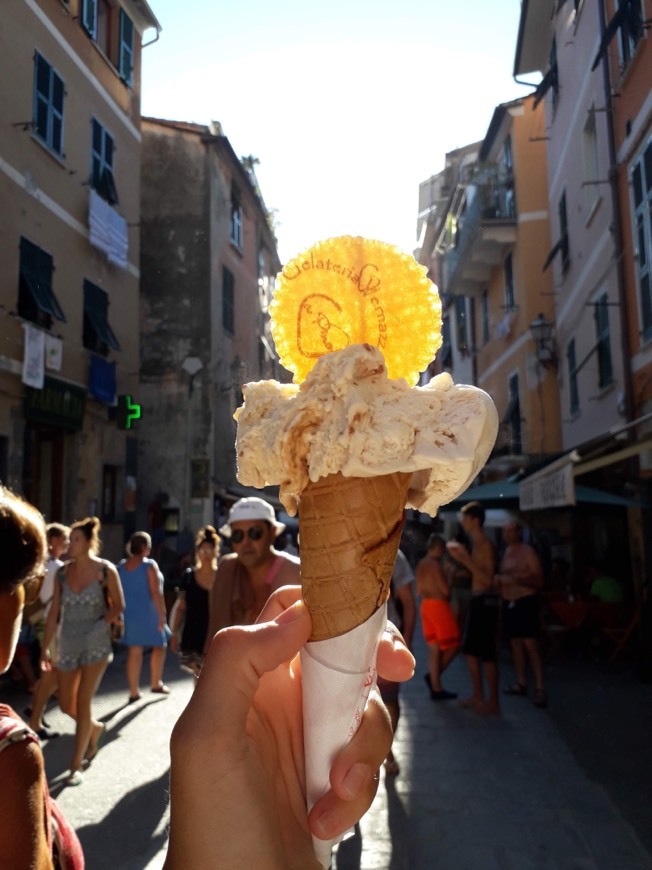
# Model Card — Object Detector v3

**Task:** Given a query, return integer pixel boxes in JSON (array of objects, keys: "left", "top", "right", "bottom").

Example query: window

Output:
[
  {"left": 440, "top": 317, "right": 452, "bottom": 367},
  {"left": 631, "top": 138, "right": 652, "bottom": 340},
  {"left": 594, "top": 293, "right": 613, "bottom": 388},
  {"left": 559, "top": 192, "right": 570, "bottom": 270},
  {"left": 591, "top": 0, "right": 643, "bottom": 71},
  {"left": 582, "top": 108, "right": 599, "bottom": 215},
  {"left": 97, "top": 0, "right": 112, "bottom": 56},
  {"left": 502, "top": 373, "right": 522, "bottom": 455},
  {"left": 567, "top": 338, "right": 580, "bottom": 415},
  {"left": 91, "top": 118, "right": 118, "bottom": 204},
  {"left": 481, "top": 289, "right": 490, "bottom": 345},
  {"left": 119, "top": 10, "right": 134, "bottom": 86},
  {"left": 18, "top": 237, "right": 66, "bottom": 328},
  {"left": 230, "top": 186, "right": 243, "bottom": 248},
  {"left": 83, "top": 280, "right": 120, "bottom": 355},
  {"left": 454, "top": 296, "right": 468, "bottom": 353},
  {"left": 257, "top": 247, "right": 266, "bottom": 281},
  {"left": 533, "top": 38, "right": 559, "bottom": 110},
  {"left": 33, "top": 53, "right": 64, "bottom": 157},
  {"left": 222, "top": 267, "right": 235, "bottom": 334},
  {"left": 504, "top": 253, "right": 515, "bottom": 310},
  {"left": 618, "top": 0, "right": 643, "bottom": 69},
  {"left": 102, "top": 464, "right": 118, "bottom": 522},
  {"left": 503, "top": 136, "right": 513, "bottom": 174},
  {"left": 542, "top": 191, "right": 570, "bottom": 273},
  {"left": 82, "top": 0, "right": 98, "bottom": 40}
]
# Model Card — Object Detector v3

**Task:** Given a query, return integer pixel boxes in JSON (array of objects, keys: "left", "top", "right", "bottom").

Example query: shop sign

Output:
[
  {"left": 24, "top": 376, "right": 86, "bottom": 431},
  {"left": 519, "top": 461, "right": 575, "bottom": 510}
]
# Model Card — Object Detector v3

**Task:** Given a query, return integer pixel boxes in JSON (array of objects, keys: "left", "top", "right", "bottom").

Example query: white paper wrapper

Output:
[{"left": 300, "top": 603, "right": 387, "bottom": 868}]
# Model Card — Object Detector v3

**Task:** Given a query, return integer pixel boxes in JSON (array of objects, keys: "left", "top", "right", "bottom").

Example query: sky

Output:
[{"left": 140, "top": 0, "right": 532, "bottom": 264}]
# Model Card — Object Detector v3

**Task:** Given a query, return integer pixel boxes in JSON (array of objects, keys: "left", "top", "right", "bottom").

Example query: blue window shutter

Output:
[
  {"left": 119, "top": 11, "right": 134, "bottom": 85},
  {"left": 83, "top": 0, "right": 98, "bottom": 39}
]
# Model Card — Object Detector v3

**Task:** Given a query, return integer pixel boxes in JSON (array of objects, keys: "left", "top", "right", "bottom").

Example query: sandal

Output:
[
  {"left": 151, "top": 685, "right": 170, "bottom": 695},
  {"left": 66, "top": 770, "right": 83, "bottom": 787},
  {"left": 503, "top": 683, "right": 528, "bottom": 696},
  {"left": 533, "top": 689, "right": 548, "bottom": 708},
  {"left": 85, "top": 723, "right": 107, "bottom": 763}
]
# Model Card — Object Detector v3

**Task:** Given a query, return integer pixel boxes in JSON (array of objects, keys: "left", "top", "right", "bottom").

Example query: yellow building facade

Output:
[{"left": 0, "top": 0, "right": 159, "bottom": 555}]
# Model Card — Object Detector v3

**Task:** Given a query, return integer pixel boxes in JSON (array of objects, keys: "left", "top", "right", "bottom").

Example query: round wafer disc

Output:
[{"left": 270, "top": 236, "right": 442, "bottom": 385}]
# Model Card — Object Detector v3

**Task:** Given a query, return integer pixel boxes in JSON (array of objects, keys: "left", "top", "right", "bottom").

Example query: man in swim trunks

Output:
[
  {"left": 496, "top": 521, "right": 546, "bottom": 707},
  {"left": 417, "top": 535, "right": 460, "bottom": 700},
  {"left": 447, "top": 501, "right": 499, "bottom": 715},
  {"left": 207, "top": 498, "right": 300, "bottom": 642}
]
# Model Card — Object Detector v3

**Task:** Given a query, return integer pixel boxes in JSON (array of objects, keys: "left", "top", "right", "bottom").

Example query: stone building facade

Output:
[{"left": 138, "top": 118, "right": 282, "bottom": 541}]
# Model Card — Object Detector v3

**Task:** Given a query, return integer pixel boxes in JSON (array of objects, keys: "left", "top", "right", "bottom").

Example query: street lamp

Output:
[{"left": 529, "top": 313, "right": 557, "bottom": 369}]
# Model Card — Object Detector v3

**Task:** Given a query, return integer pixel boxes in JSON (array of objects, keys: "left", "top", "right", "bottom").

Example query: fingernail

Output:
[
  {"left": 274, "top": 600, "right": 305, "bottom": 626},
  {"left": 341, "top": 762, "right": 370, "bottom": 799},
  {"left": 313, "top": 809, "right": 337, "bottom": 839}
]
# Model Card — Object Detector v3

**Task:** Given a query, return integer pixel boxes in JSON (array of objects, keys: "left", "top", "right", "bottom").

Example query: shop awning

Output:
[
  {"left": 444, "top": 477, "right": 642, "bottom": 512},
  {"left": 517, "top": 414, "right": 652, "bottom": 510}
]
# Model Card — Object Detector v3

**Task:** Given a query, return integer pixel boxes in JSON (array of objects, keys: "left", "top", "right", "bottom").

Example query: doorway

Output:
[{"left": 23, "top": 425, "right": 65, "bottom": 521}]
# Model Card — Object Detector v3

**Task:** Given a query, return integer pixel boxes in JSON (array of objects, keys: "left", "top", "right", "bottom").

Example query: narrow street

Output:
[{"left": 4, "top": 633, "right": 651, "bottom": 870}]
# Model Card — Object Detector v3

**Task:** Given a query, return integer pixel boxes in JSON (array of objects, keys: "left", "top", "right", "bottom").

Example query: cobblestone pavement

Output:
[{"left": 4, "top": 633, "right": 652, "bottom": 869}]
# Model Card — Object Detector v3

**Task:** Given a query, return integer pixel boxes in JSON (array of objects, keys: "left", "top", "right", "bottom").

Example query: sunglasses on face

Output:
[{"left": 231, "top": 526, "right": 265, "bottom": 544}]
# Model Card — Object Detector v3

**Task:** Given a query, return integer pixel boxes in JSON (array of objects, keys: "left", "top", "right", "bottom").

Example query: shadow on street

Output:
[{"left": 75, "top": 768, "right": 170, "bottom": 870}]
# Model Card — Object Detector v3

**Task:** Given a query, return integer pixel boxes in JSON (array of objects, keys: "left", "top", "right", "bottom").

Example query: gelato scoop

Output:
[
  {"left": 236, "top": 342, "right": 498, "bottom": 640},
  {"left": 236, "top": 342, "right": 498, "bottom": 519}
]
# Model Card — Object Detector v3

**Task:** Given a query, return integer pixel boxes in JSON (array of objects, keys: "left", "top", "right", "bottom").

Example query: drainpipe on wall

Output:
[{"left": 597, "top": 0, "right": 635, "bottom": 425}]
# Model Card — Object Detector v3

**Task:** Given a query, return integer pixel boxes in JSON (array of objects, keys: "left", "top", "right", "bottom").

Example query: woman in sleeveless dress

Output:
[
  {"left": 169, "top": 525, "right": 219, "bottom": 677},
  {"left": 118, "top": 531, "right": 169, "bottom": 702},
  {"left": 41, "top": 517, "right": 124, "bottom": 786},
  {"left": 0, "top": 487, "right": 84, "bottom": 867}
]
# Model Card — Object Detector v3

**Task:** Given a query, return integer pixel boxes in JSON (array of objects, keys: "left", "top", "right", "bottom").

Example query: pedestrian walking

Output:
[
  {"left": 417, "top": 534, "right": 460, "bottom": 700},
  {"left": 118, "top": 531, "right": 170, "bottom": 703},
  {"left": 207, "top": 497, "right": 300, "bottom": 640},
  {"left": 169, "top": 525, "right": 219, "bottom": 677},
  {"left": 28, "top": 522, "right": 70, "bottom": 739},
  {"left": 447, "top": 501, "right": 500, "bottom": 715},
  {"left": 496, "top": 521, "right": 547, "bottom": 707},
  {"left": 41, "top": 517, "right": 124, "bottom": 785}
]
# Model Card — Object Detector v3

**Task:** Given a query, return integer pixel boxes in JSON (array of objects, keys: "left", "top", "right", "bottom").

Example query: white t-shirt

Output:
[{"left": 40, "top": 557, "right": 63, "bottom": 619}]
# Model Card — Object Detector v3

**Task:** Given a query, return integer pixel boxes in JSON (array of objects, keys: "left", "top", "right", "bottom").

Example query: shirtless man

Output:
[
  {"left": 416, "top": 535, "right": 460, "bottom": 700},
  {"left": 496, "top": 521, "right": 546, "bottom": 707},
  {"left": 206, "top": 498, "right": 300, "bottom": 643},
  {"left": 446, "top": 501, "right": 499, "bottom": 715}
]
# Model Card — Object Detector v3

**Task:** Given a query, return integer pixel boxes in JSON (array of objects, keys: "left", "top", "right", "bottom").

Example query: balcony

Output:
[{"left": 444, "top": 182, "right": 517, "bottom": 297}]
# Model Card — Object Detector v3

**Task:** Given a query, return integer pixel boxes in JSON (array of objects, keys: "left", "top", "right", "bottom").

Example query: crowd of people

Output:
[
  {"left": 1, "top": 489, "right": 412, "bottom": 867},
  {"left": 5, "top": 481, "right": 614, "bottom": 866}
]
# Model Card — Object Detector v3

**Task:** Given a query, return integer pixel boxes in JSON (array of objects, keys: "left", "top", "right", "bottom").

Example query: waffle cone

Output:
[{"left": 299, "top": 471, "right": 411, "bottom": 641}]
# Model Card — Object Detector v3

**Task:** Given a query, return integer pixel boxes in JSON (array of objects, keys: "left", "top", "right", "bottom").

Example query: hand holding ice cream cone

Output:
[{"left": 234, "top": 235, "right": 498, "bottom": 865}]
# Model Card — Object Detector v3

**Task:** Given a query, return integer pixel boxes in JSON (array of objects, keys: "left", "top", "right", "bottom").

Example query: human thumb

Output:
[{"left": 191, "top": 600, "right": 311, "bottom": 746}]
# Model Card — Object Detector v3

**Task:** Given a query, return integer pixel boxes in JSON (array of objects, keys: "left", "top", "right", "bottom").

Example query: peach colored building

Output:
[
  {"left": 422, "top": 96, "right": 562, "bottom": 477},
  {"left": 0, "top": 0, "right": 159, "bottom": 555}
]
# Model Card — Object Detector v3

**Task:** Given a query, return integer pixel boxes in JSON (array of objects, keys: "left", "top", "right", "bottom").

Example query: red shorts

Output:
[{"left": 421, "top": 599, "right": 460, "bottom": 651}]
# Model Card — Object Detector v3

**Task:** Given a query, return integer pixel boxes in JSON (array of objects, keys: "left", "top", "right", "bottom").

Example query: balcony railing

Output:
[{"left": 444, "top": 181, "right": 516, "bottom": 297}]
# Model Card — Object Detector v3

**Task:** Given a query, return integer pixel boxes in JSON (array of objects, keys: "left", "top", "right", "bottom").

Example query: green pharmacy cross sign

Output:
[{"left": 116, "top": 394, "right": 141, "bottom": 430}]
